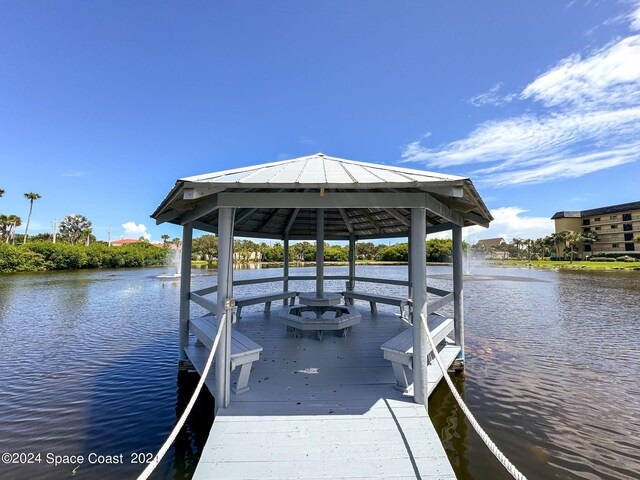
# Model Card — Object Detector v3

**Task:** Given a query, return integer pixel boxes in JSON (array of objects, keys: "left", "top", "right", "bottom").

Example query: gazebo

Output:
[{"left": 151, "top": 153, "right": 492, "bottom": 410}]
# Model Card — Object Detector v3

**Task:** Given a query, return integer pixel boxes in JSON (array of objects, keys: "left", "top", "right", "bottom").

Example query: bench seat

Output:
[
  {"left": 189, "top": 316, "right": 263, "bottom": 394},
  {"left": 342, "top": 291, "right": 409, "bottom": 322},
  {"left": 235, "top": 291, "right": 298, "bottom": 319},
  {"left": 381, "top": 313, "right": 455, "bottom": 392}
]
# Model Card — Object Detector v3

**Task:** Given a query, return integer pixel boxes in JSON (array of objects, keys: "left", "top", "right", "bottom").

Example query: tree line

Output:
[
  {"left": 191, "top": 235, "right": 462, "bottom": 263},
  {"left": 475, "top": 230, "right": 640, "bottom": 262}
]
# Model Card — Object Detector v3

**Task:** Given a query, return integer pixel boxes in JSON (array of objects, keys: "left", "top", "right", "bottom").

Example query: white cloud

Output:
[
  {"left": 122, "top": 221, "right": 151, "bottom": 240},
  {"left": 60, "top": 170, "right": 88, "bottom": 177},
  {"left": 428, "top": 206, "right": 553, "bottom": 243},
  {"left": 466, "top": 207, "right": 553, "bottom": 242},
  {"left": 402, "top": 4, "right": 640, "bottom": 187},
  {"left": 468, "top": 82, "right": 514, "bottom": 107},
  {"left": 630, "top": 1, "right": 640, "bottom": 31},
  {"left": 520, "top": 36, "right": 640, "bottom": 109}
]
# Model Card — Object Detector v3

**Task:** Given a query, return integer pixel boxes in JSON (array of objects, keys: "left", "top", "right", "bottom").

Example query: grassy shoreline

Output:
[{"left": 488, "top": 259, "right": 640, "bottom": 271}]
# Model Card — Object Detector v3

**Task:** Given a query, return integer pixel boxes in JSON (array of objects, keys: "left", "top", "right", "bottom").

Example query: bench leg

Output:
[
  {"left": 391, "top": 362, "right": 411, "bottom": 392},
  {"left": 236, "top": 306, "right": 243, "bottom": 320},
  {"left": 265, "top": 301, "right": 271, "bottom": 313},
  {"left": 233, "top": 362, "right": 252, "bottom": 395},
  {"left": 369, "top": 301, "right": 377, "bottom": 314},
  {"left": 290, "top": 296, "right": 296, "bottom": 305}
]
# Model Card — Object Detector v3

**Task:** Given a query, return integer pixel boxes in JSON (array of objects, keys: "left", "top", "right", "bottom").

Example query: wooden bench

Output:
[
  {"left": 381, "top": 313, "right": 454, "bottom": 392},
  {"left": 342, "top": 291, "right": 409, "bottom": 322},
  {"left": 235, "top": 291, "right": 298, "bottom": 320},
  {"left": 189, "top": 316, "right": 263, "bottom": 394}
]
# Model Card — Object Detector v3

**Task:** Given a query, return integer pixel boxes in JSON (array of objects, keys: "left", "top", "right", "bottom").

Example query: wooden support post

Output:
[
  {"left": 283, "top": 235, "right": 290, "bottom": 306},
  {"left": 316, "top": 208, "right": 324, "bottom": 298},
  {"left": 178, "top": 223, "right": 193, "bottom": 367},
  {"left": 348, "top": 233, "right": 356, "bottom": 291},
  {"left": 411, "top": 208, "right": 428, "bottom": 405},
  {"left": 215, "top": 207, "right": 235, "bottom": 411},
  {"left": 452, "top": 224, "right": 465, "bottom": 371}
]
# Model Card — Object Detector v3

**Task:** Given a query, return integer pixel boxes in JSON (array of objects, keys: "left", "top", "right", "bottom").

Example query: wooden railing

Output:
[{"left": 191, "top": 275, "right": 455, "bottom": 316}]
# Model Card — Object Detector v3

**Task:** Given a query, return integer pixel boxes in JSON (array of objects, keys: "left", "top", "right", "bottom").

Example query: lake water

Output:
[{"left": 0, "top": 265, "right": 638, "bottom": 479}]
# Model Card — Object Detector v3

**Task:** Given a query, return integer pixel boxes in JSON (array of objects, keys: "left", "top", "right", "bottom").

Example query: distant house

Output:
[
  {"left": 110, "top": 239, "right": 140, "bottom": 247},
  {"left": 111, "top": 238, "right": 165, "bottom": 248},
  {"left": 475, "top": 237, "right": 508, "bottom": 259}
]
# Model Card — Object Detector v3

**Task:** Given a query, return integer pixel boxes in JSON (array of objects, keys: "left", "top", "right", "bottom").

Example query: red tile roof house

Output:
[{"left": 111, "top": 239, "right": 166, "bottom": 248}]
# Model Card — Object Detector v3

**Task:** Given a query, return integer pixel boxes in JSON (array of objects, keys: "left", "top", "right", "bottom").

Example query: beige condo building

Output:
[{"left": 551, "top": 201, "right": 640, "bottom": 256}]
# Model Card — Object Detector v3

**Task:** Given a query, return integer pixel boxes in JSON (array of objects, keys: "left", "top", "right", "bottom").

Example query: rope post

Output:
[
  {"left": 216, "top": 207, "right": 235, "bottom": 412},
  {"left": 411, "top": 208, "right": 428, "bottom": 405},
  {"left": 452, "top": 224, "right": 465, "bottom": 371},
  {"left": 178, "top": 223, "right": 193, "bottom": 367}
]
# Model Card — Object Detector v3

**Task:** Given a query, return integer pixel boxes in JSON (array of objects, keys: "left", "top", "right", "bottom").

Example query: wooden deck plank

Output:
[{"left": 188, "top": 307, "right": 457, "bottom": 480}]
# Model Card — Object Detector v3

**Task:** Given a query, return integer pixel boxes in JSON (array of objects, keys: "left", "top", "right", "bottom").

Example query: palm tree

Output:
[
  {"left": 582, "top": 231, "right": 598, "bottom": 259},
  {"left": 161, "top": 234, "right": 170, "bottom": 245},
  {"left": 59, "top": 214, "right": 91, "bottom": 245},
  {"left": 22, "top": 192, "right": 41, "bottom": 243},
  {"left": 0, "top": 189, "right": 5, "bottom": 198},
  {"left": 565, "top": 231, "right": 583, "bottom": 263},
  {"left": 82, "top": 228, "right": 93, "bottom": 246},
  {"left": 551, "top": 231, "right": 570, "bottom": 260},
  {"left": 524, "top": 239, "right": 533, "bottom": 263},
  {"left": 3, "top": 215, "right": 22, "bottom": 244},
  {"left": 534, "top": 238, "right": 545, "bottom": 260},
  {"left": 512, "top": 238, "right": 523, "bottom": 259}
]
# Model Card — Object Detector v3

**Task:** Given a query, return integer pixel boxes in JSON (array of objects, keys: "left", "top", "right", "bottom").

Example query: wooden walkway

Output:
[{"left": 185, "top": 305, "right": 458, "bottom": 480}]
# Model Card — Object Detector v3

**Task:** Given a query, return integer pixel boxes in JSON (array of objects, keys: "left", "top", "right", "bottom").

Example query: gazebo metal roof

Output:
[{"left": 151, "top": 153, "right": 492, "bottom": 239}]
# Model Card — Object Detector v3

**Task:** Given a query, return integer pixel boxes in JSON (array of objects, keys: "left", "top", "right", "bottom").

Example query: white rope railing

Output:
[
  {"left": 420, "top": 312, "right": 528, "bottom": 480},
  {"left": 136, "top": 313, "right": 227, "bottom": 480}
]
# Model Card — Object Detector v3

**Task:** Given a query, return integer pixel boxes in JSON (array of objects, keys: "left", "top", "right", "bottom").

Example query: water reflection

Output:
[{"left": 0, "top": 265, "right": 639, "bottom": 479}]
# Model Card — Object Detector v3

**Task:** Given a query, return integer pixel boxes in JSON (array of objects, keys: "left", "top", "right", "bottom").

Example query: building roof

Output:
[
  {"left": 552, "top": 201, "right": 640, "bottom": 220},
  {"left": 476, "top": 237, "right": 505, "bottom": 247},
  {"left": 151, "top": 153, "right": 493, "bottom": 240},
  {"left": 111, "top": 239, "right": 140, "bottom": 246},
  {"left": 550, "top": 211, "right": 581, "bottom": 220}
]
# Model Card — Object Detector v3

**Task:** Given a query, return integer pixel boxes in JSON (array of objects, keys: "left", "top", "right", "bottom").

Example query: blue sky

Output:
[{"left": 1, "top": 1, "right": 639, "bottom": 243}]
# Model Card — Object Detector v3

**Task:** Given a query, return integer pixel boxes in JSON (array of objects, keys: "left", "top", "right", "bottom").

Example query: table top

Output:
[{"left": 298, "top": 292, "right": 342, "bottom": 307}]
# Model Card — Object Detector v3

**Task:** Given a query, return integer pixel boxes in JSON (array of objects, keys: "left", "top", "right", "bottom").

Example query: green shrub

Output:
[
  {"left": 589, "top": 257, "right": 616, "bottom": 262},
  {"left": 0, "top": 243, "right": 48, "bottom": 272},
  {"left": 0, "top": 241, "right": 167, "bottom": 273}
]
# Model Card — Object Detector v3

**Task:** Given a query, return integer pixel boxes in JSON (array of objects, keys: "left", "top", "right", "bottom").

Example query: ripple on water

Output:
[{"left": 1, "top": 265, "right": 639, "bottom": 480}]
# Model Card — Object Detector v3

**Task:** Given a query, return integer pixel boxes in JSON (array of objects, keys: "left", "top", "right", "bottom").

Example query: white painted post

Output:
[
  {"left": 283, "top": 235, "right": 290, "bottom": 306},
  {"left": 215, "top": 208, "right": 235, "bottom": 411},
  {"left": 316, "top": 208, "right": 324, "bottom": 297},
  {"left": 348, "top": 233, "right": 356, "bottom": 291},
  {"left": 452, "top": 225, "right": 465, "bottom": 370},
  {"left": 179, "top": 223, "right": 193, "bottom": 365},
  {"left": 411, "top": 209, "right": 428, "bottom": 405},
  {"left": 407, "top": 232, "right": 412, "bottom": 301}
]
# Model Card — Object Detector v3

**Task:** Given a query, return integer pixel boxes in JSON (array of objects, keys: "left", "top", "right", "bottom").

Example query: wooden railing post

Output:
[
  {"left": 411, "top": 208, "right": 428, "bottom": 405},
  {"left": 452, "top": 224, "right": 465, "bottom": 371},
  {"left": 215, "top": 207, "right": 235, "bottom": 411},
  {"left": 178, "top": 223, "right": 193, "bottom": 368}
]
